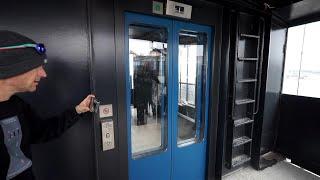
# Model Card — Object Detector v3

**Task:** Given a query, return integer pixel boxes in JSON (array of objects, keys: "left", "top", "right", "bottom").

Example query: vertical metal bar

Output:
[
  {"left": 186, "top": 45, "right": 189, "bottom": 102},
  {"left": 231, "top": 14, "right": 240, "bottom": 120},
  {"left": 85, "top": 0, "right": 100, "bottom": 179},
  {"left": 297, "top": 25, "right": 306, "bottom": 96},
  {"left": 254, "top": 18, "right": 265, "bottom": 114},
  {"left": 225, "top": 11, "right": 239, "bottom": 169}
]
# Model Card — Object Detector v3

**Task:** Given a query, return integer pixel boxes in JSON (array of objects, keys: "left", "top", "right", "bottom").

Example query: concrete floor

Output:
[{"left": 223, "top": 161, "right": 320, "bottom": 180}]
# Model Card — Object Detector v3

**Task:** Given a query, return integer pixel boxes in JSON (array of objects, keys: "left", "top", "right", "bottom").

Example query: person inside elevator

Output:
[
  {"left": 149, "top": 49, "right": 162, "bottom": 118},
  {"left": 0, "top": 30, "right": 94, "bottom": 180},
  {"left": 133, "top": 62, "right": 159, "bottom": 126}
]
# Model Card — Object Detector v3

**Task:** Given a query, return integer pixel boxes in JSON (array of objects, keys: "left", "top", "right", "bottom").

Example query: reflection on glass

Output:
[
  {"left": 129, "top": 24, "right": 168, "bottom": 157},
  {"left": 177, "top": 31, "right": 207, "bottom": 145}
]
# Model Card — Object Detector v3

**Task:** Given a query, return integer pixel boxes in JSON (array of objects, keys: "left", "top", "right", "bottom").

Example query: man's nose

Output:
[{"left": 39, "top": 66, "right": 47, "bottom": 78}]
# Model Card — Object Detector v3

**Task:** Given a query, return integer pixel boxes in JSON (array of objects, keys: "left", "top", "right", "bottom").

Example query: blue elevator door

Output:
[{"left": 125, "top": 12, "right": 213, "bottom": 180}]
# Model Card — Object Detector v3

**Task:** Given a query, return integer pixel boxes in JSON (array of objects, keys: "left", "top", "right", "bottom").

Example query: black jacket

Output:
[{"left": 0, "top": 96, "right": 82, "bottom": 180}]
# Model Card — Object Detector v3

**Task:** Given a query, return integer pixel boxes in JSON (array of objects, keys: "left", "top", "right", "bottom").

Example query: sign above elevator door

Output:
[{"left": 166, "top": 0, "right": 192, "bottom": 19}]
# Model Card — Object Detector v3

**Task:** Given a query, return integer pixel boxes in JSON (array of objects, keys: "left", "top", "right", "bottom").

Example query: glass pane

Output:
[
  {"left": 298, "top": 21, "right": 320, "bottom": 98},
  {"left": 180, "top": 83, "right": 187, "bottom": 102},
  {"left": 129, "top": 24, "right": 168, "bottom": 157},
  {"left": 187, "top": 84, "right": 195, "bottom": 105},
  {"left": 282, "top": 25, "right": 305, "bottom": 95},
  {"left": 177, "top": 30, "right": 207, "bottom": 145}
]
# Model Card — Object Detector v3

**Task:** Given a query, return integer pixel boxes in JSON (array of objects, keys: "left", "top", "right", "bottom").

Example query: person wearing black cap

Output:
[{"left": 0, "top": 31, "right": 94, "bottom": 180}]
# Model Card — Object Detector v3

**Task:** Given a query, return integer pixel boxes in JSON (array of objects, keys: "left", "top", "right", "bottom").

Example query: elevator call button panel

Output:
[{"left": 101, "top": 119, "right": 115, "bottom": 151}]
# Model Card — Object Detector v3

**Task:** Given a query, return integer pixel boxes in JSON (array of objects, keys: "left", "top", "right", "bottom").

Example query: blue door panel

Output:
[
  {"left": 126, "top": 12, "right": 214, "bottom": 180},
  {"left": 125, "top": 12, "right": 173, "bottom": 180},
  {"left": 172, "top": 144, "right": 207, "bottom": 180},
  {"left": 172, "top": 21, "right": 213, "bottom": 180},
  {"left": 131, "top": 154, "right": 171, "bottom": 180}
]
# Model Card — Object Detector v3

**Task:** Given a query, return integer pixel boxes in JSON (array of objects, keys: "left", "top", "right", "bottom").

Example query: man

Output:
[
  {"left": 133, "top": 62, "right": 159, "bottom": 125},
  {"left": 0, "top": 30, "right": 94, "bottom": 180}
]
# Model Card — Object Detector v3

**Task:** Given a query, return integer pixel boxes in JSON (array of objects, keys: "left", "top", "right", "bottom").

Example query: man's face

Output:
[{"left": 9, "top": 66, "right": 47, "bottom": 92}]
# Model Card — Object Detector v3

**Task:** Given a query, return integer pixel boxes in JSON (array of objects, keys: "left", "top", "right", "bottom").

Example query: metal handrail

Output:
[{"left": 254, "top": 18, "right": 265, "bottom": 115}]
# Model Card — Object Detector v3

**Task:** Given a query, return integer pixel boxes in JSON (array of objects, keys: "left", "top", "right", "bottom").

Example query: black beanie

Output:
[{"left": 0, "top": 30, "right": 47, "bottom": 79}]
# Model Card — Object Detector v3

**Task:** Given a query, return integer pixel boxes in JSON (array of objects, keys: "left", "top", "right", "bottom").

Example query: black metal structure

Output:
[
  {"left": 225, "top": 12, "right": 265, "bottom": 169},
  {"left": 277, "top": 95, "right": 320, "bottom": 175},
  {"left": 215, "top": 5, "right": 272, "bottom": 178},
  {"left": 269, "top": 0, "right": 320, "bottom": 176},
  {"left": 259, "top": 19, "right": 287, "bottom": 158},
  {"left": 274, "top": 0, "right": 320, "bottom": 26},
  {"left": 1, "top": 0, "right": 319, "bottom": 179}
]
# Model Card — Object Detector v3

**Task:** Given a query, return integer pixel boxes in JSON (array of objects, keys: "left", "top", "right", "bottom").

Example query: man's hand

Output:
[{"left": 75, "top": 94, "right": 95, "bottom": 114}]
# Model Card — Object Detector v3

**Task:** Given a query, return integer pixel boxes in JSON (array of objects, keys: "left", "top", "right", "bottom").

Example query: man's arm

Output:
[{"left": 22, "top": 95, "right": 94, "bottom": 144}]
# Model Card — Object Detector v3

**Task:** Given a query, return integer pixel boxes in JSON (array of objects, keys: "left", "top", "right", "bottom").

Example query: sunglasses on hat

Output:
[{"left": 0, "top": 43, "right": 46, "bottom": 54}]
